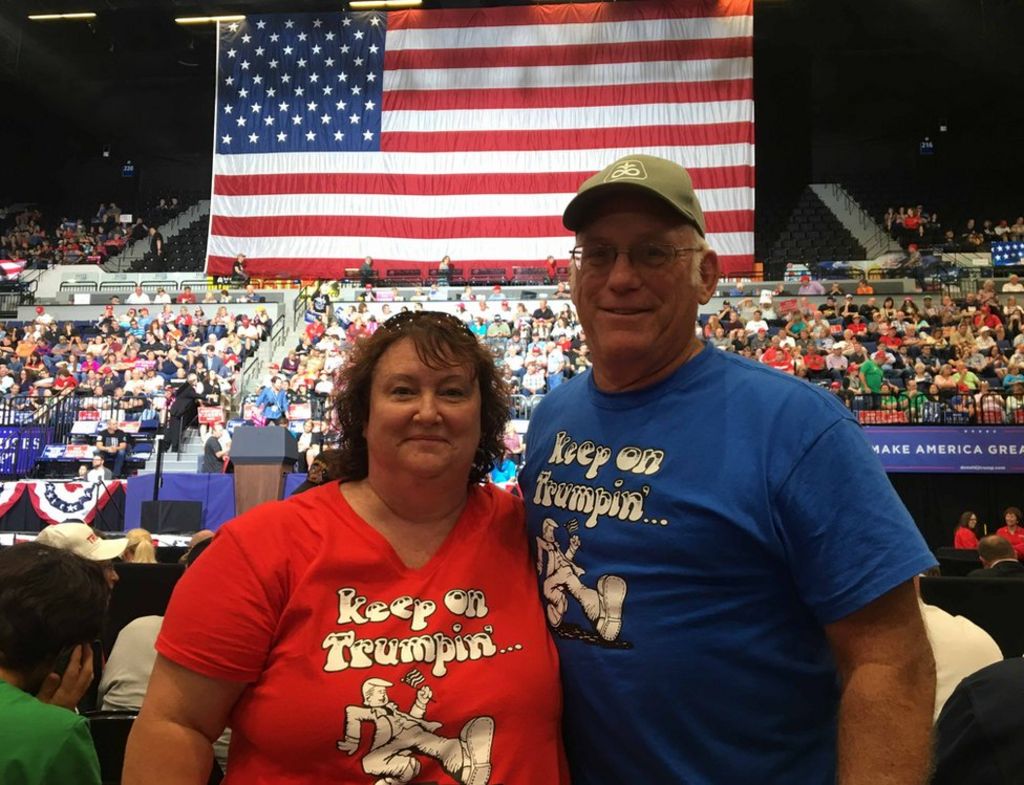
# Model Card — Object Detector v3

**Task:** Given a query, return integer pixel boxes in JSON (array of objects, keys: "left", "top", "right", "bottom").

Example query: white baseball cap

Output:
[{"left": 36, "top": 523, "right": 129, "bottom": 561}]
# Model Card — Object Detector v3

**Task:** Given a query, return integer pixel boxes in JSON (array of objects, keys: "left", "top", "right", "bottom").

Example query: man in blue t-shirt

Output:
[{"left": 521, "top": 154, "right": 937, "bottom": 785}]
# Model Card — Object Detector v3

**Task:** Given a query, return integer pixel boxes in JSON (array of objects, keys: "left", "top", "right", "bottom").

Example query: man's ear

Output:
[{"left": 697, "top": 248, "right": 720, "bottom": 305}]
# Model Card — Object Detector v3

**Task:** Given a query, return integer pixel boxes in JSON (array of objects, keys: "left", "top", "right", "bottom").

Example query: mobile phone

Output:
[{"left": 51, "top": 645, "right": 76, "bottom": 677}]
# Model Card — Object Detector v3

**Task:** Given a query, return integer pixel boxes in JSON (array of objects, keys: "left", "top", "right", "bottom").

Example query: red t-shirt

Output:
[
  {"left": 158, "top": 483, "right": 568, "bottom": 785},
  {"left": 997, "top": 526, "right": 1024, "bottom": 560},
  {"left": 953, "top": 527, "right": 979, "bottom": 550},
  {"left": 803, "top": 353, "right": 825, "bottom": 372}
]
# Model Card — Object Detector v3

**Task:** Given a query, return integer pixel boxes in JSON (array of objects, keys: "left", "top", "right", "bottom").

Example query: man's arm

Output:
[{"left": 825, "top": 580, "right": 935, "bottom": 785}]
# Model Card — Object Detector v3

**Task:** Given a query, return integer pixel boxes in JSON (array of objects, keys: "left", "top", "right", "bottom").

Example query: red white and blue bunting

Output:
[{"left": 22, "top": 480, "right": 125, "bottom": 525}]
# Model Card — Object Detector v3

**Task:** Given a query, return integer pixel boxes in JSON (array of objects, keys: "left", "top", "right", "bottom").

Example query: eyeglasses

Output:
[{"left": 569, "top": 242, "right": 702, "bottom": 271}]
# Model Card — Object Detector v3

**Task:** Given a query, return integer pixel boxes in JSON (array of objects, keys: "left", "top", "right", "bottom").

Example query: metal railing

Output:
[
  {"left": 292, "top": 284, "right": 312, "bottom": 331},
  {"left": 846, "top": 391, "right": 1024, "bottom": 426}
]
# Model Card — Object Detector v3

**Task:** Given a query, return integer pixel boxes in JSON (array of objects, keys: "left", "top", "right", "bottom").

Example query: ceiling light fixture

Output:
[
  {"left": 174, "top": 15, "right": 246, "bottom": 25},
  {"left": 350, "top": 0, "right": 422, "bottom": 9},
  {"left": 28, "top": 12, "right": 97, "bottom": 21}
]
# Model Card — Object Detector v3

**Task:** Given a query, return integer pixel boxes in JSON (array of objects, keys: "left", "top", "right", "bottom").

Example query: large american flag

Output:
[{"left": 206, "top": 0, "right": 754, "bottom": 279}]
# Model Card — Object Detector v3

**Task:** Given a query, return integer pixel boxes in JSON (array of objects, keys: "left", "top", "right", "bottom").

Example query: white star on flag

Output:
[
  {"left": 363, "top": 130, "right": 373, "bottom": 140},
  {"left": 221, "top": 134, "right": 231, "bottom": 144},
  {"left": 305, "top": 130, "right": 316, "bottom": 141},
  {"left": 276, "top": 131, "right": 287, "bottom": 141},
  {"left": 248, "top": 133, "right": 258, "bottom": 143}
]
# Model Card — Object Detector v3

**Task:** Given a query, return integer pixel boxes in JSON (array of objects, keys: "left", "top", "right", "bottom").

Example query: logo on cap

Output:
[{"left": 605, "top": 159, "right": 647, "bottom": 183}]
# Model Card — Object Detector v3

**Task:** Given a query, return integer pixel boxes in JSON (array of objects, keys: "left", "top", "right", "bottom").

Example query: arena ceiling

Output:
[{"left": 1, "top": 0, "right": 1021, "bottom": 201}]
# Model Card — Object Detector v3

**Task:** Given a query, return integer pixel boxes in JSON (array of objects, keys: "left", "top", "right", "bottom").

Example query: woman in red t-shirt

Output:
[
  {"left": 953, "top": 510, "right": 980, "bottom": 549},
  {"left": 997, "top": 506, "right": 1024, "bottom": 560},
  {"left": 124, "top": 311, "right": 568, "bottom": 785}
]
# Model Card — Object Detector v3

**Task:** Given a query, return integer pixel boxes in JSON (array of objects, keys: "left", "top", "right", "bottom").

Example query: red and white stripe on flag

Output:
[{"left": 207, "top": 0, "right": 754, "bottom": 278}]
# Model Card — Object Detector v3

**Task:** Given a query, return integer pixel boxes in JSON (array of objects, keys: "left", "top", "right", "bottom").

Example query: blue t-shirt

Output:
[{"left": 521, "top": 345, "right": 935, "bottom": 785}]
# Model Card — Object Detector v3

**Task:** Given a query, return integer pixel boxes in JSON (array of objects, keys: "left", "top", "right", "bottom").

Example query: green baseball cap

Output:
[{"left": 562, "top": 154, "right": 706, "bottom": 236}]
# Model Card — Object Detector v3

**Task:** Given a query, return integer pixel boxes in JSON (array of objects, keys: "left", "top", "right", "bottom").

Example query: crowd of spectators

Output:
[
  {"left": 0, "top": 293, "right": 275, "bottom": 475},
  {"left": 705, "top": 282, "right": 1024, "bottom": 423},
  {"left": 0, "top": 197, "right": 186, "bottom": 270},
  {"left": 884, "top": 206, "right": 1024, "bottom": 252},
  {"left": 0, "top": 206, "right": 128, "bottom": 269}
]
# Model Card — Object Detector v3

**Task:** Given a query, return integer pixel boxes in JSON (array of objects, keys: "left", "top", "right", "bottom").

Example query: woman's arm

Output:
[{"left": 123, "top": 655, "right": 247, "bottom": 785}]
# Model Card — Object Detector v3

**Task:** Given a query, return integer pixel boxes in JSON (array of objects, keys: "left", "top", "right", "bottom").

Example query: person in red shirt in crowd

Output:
[
  {"left": 848, "top": 314, "right": 868, "bottom": 336},
  {"left": 761, "top": 337, "right": 795, "bottom": 374},
  {"left": 996, "top": 506, "right": 1024, "bottom": 559},
  {"left": 300, "top": 316, "right": 324, "bottom": 345},
  {"left": 878, "top": 325, "right": 902, "bottom": 351},
  {"left": 972, "top": 306, "right": 1002, "bottom": 333},
  {"left": 953, "top": 511, "right": 980, "bottom": 550},
  {"left": 51, "top": 366, "right": 77, "bottom": 393},
  {"left": 802, "top": 349, "right": 827, "bottom": 380},
  {"left": 177, "top": 286, "right": 197, "bottom": 304}
]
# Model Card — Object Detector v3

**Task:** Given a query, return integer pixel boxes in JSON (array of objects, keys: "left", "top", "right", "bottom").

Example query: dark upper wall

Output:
[{"left": 2, "top": 0, "right": 1022, "bottom": 217}]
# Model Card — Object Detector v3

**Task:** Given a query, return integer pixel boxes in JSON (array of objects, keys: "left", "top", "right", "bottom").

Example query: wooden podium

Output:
[{"left": 230, "top": 426, "right": 300, "bottom": 515}]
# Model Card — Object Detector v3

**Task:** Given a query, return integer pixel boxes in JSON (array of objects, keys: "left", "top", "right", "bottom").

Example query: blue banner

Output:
[
  {"left": 865, "top": 427, "right": 1024, "bottom": 473},
  {"left": 0, "top": 426, "right": 49, "bottom": 478}
]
